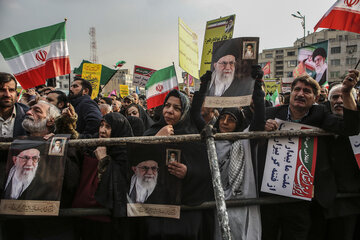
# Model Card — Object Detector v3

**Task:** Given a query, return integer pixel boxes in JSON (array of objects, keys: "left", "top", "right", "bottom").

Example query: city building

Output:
[{"left": 259, "top": 29, "right": 360, "bottom": 84}]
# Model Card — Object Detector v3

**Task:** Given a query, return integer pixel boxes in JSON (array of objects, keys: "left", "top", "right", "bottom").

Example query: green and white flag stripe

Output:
[
  {"left": 0, "top": 22, "right": 66, "bottom": 60},
  {"left": 0, "top": 21, "right": 71, "bottom": 89},
  {"left": 146, "top": 65, "right": 178, "bottom": 109}
]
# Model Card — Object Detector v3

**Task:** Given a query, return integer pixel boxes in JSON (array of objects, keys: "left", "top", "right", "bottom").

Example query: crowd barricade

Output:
[{"left": 1, "top": 129, "right": 360, "bottom": 238}]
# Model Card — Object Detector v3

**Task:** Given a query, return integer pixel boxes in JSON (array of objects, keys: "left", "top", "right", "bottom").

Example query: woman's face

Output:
[
  {"left": 163, "top": 96, "right": 182, "bottom": 125},
  {"left": 99, "top": 121, "right": 112, "bottom": 138},
  {"left": 127, "top": 106, "right": 140, "bottom": 118},
  {"left": 219, "top": 114, "right": 237, "bottom": 133}
]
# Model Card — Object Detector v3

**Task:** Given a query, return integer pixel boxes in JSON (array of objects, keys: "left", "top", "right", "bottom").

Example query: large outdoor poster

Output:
[
  {"left": 294, "top": 41, "right": 329, "bottom": 87},
  {"left": 204, "top": 37, "right": 259, "bottom": 108},
  {"left": 261, "top": 120, "right": 318, "bottom": 200},
  {"left": 178, "top": 18, "right": 199, "bottom": 79},
  {"left": 133, "top": 65, "right": 156, "bottom": 87},
  {"left": 0, "top": 136, "right": 68, "bottom": 216},
  {"left": 200, "top": 15, "right": 235, "bottom": 77}
]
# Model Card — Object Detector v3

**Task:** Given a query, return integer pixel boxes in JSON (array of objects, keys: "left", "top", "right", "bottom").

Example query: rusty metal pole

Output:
[{"left": 202, "top": 124, "right": 231, "bottom": 240}]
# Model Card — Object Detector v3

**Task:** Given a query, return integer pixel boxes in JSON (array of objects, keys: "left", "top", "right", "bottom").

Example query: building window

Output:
[
  {"left": 346, "top": 58, "right": 357, "bottom": 65},
  {"left": 287, "top": 51, "right": 295, "bottom": 56},
  {"left": 276, "top": 61, "right": 283, "bottom": 65},
  {"left": 339, "top": 35, "right": 343, "bottom": 41},
  {"left": 287, "top": 60, "right": 297, "bottom": 67},
  {"left": 276, "top": 66, "right": 283, "bottom": 70},
  {"left": 275, "top": 71, "right": 283, "bottom": 76},
  {"left": 275, "top": 55, "right": 283, "bottom": 59},
  {"left": 265, "top": 53, "right": 273, "bottom": 58},
  {"left": 275, "top": 50, "right": 284, "bottom": 54},
  {"left": 346, "top": 45, "right": 357, "bottom": 53},
  {"left": 287, "top": 72, "right": 293, "bottom": 77},
  {"left": 331, "top": 47, "right": 341, "bottom": 54},
  {"left": 330, "top": 71, "right": 340, "bottom": 78},
  {"left": 330, "top": 59, "right": 341, "bottom": 66}
]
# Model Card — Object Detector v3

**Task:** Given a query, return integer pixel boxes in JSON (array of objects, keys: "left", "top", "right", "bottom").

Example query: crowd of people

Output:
[{"left": 0, "top": 65, "right": 359, "bottom": 240}]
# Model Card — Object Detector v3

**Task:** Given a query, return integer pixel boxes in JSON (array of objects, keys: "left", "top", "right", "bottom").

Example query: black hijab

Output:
[
  {"left": 125, "top": 103, "right": 154, "bottom": 130},
  {"left": 95, "top": 112, "right": 133, "bottom": 217},
  {"left": 126, "top": 115, "right": 145, "bottom": 136},
  {"left": 144, "top": 89, "right": 198, "bottom": 136},
  {"left": 214, "top": 108, "right": 246, "bottom": 133}
]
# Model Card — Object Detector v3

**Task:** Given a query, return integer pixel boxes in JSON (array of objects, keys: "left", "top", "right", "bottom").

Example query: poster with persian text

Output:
[
  {"left": 200, "top": 14, "right": 235, "bottom": 77},
  {"left": 0, "top": 135, "right": 69, "bottom": 216},
  {"left": 261, "top": 120, "right": 318, "bottom": 200},
  {"left": 133, "top": 65, "right": 156, "bottom": 87}
]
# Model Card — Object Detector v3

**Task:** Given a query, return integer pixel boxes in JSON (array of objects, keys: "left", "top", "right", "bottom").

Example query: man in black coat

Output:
[
  {"left": 307, "top": 84, "right": 360, "bottom": 240},
  {"left": 0, "top": 72, "right": 28, "bottom": 138},
  {"left": 68, "top": 77, "right": 102, "bottom": 138},
  {"left": 260, "top": 70, "right": 360, "bottom": 240}
]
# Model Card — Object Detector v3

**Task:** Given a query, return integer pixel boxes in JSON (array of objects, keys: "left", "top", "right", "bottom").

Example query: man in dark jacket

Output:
[
  {"left": 260, "top": 70, "right": 360, "bottom": 240},
  {"left": 68, "top": 77, "right": 102, "bottom": 137},
  {"left": 0, "top": 72, "right": 28, "bottom": 138},
  {"left": 307, "top": 84, "right": 360, "bottom": 240}
]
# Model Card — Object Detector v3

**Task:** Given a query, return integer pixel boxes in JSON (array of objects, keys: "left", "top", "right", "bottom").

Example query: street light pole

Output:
[{"left": 291, "top": 11, "right": 306, "bottom": 46}]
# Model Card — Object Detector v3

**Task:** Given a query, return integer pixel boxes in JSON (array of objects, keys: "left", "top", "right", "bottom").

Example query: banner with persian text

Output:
[
  {"left": 200, "top": 14, "right": 235, "bottom": 77},
  {"left": 178, "top": 17, "right": 199, "bottom": 79},
  {"left": 133, "top": 65, "right": 156, "bottom": 87},
  {"left": 82, "top": 63, "right": 102, "bottom": 99},
  {"left": 261, "top": 120, "right": 318, "bottom": 200}
]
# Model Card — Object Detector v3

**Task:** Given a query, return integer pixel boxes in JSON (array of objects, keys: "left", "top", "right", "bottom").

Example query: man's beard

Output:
[
  {"left": 315, "top": 62, "right": 327, "bottom": 75},
  {"left": 10, "top": 163, "right": 38, "bottom": 199},
  {"left": 68, "top": 90, "right": 82, "bottom": 100},
  {"left": 22, "top": 116, "right": 48, "bottom": 134},
  {"left": 211, "top": 69, "right": 235, "bottom": 96},
  {"left": 135, "top": 174, "right": 157, "bottom": 203}
]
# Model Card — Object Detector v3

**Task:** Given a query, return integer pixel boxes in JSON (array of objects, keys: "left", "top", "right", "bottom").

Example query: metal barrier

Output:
[{"left": 0, "top": 128, "right": 351, "bottom": 240}]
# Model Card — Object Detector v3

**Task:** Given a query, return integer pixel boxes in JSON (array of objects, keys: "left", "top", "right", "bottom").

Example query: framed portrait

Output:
[
  {"left": 242, "top": 41, "right": 257, "bottom": 60},
  {"left": 166, "top": 148, "right": 181, "bottom": 165},
  {"left": 48, "top": 137, "right": 67, "bottom": 156}
]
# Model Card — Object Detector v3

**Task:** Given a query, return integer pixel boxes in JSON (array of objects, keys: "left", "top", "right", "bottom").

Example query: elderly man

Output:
[
  {"left": 3, "top": 148, "right": 40, "bottom": 199},
  {"left": 207, "top": 40, "right": 254, "bottom": 97},
  {"left": 243, "top": 43, "right": 255, "bottom": 59},
  {"left": 2, "top": 100, "right": 81, "bottom": 239},
  {"left": 261, "top": 70, "right": 360, "bottom": 240},
  {"left": 128, "top": 159, "right": 159, "bottom": 203},
  {"left": 0, "top": 72, "right": 28, "bottom": 138},
  {"left": 312, "top": 47, "right": 328, "bottom": 86},
  {"left": 112, "top": 100, "right": 122, "bottom": 113},
  {"left": 68, "top": 77, "right": 102, "bottom": 137},
  {"left": 307, "top": 84, "right": 360, "bottom": 240}
]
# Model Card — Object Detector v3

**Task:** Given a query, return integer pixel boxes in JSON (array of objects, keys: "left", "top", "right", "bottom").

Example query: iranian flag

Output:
[
  {"left": 314, "top": 0, "right": 360, "bottom": 34},
  {"left": 0, "top": 21, "right": 71, "bottom": 89},
  {"left": 146, "top": 65, "right": 178, "bottom": 109}
]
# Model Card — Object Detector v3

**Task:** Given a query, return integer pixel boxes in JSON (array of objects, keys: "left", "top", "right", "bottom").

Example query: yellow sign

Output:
[
  {"left": 264, "top": 79, "right": 281, "bottom": 95},
  {"left": 82, "top": 63, "right": 102, "bottom": 99},
  {"left": 200, "top": 15, "right": 235, "bottom": 77},
  {"left": 178, "top": 18, "right": 199, "bottom": 79},
  {"left": 119, "top": 85, "right": 129, "bottom": 98}
]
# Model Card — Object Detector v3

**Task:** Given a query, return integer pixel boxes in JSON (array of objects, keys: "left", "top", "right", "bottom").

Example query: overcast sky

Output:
[{"left": 0, "top": 0, "right": 333, "bottom": 78}]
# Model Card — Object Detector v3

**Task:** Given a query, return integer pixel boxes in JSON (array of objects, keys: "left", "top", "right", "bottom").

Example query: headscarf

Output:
[
  {"left": 144, "top": 89, "right": 198, "bottom": 136},
  {"left": 214, "top": 108, "right": 246, "bottom": 133},
  {"left": 125, "top": 103, "right": 154, "bottom": 130},
  {"left": 126, "top": 116, "right": 145, "bottom": 136},
  {"left": 95, "top": 112, "right": 133, "bottom": 217}
]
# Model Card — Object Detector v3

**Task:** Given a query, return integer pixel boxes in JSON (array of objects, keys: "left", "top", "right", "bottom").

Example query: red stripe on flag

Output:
[
  {"left": 15, "top": 57, "right": 71, "bottom": 89},
  {"left": 146, "top": 87, "right": 179, "bottom": 109},
  {"left": 314, "top": 8, "right": 360, "bottom": 34}
]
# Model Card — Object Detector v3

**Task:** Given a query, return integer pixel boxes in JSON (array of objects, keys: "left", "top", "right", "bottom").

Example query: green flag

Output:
[{"left": 73, "top": 60, "right": 116, "bottom": 85}]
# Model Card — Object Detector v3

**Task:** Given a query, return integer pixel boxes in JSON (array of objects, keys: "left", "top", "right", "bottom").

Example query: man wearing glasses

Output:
[
  {"left": 128, "top": 159, "right": 160, "bottom": 203},
  {"left": 3, "top": 148, "right": 40, "bottom": 199}
]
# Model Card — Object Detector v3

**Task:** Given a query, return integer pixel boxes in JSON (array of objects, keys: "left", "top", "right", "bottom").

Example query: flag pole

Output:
[
  {"left": 172, "top": 62, "right": 178, "bottom": 82},
  {"left": 355, "top": 59, "right": 360, "bottom": 70}
]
